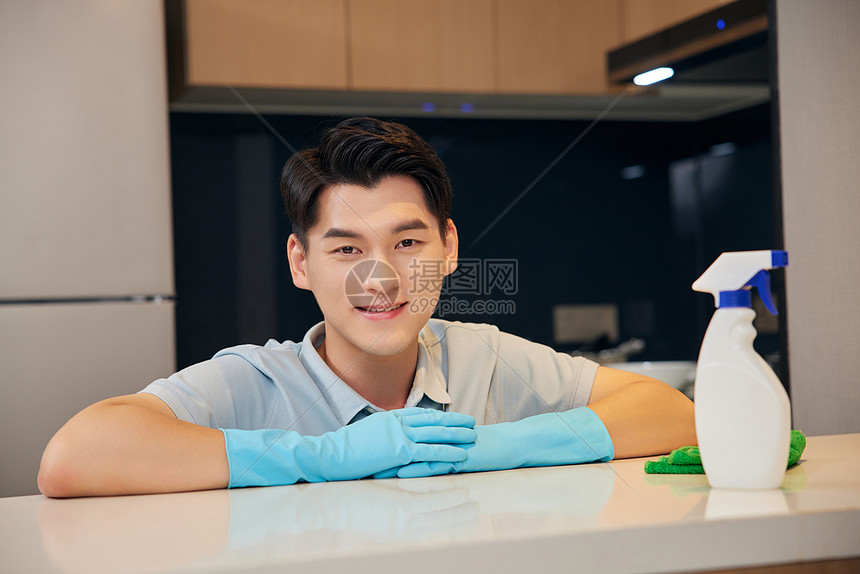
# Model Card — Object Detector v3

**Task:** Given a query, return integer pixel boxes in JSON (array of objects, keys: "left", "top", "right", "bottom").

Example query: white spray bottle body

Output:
[{"left": 694, "top": 307, "right": 791, "bottom": 489}]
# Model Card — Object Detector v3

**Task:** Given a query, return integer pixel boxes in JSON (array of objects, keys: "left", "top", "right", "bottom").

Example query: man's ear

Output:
[
  {"left": 286, "top": 234, "right": 311, "bottom": 290},
  {"left": 443, "top": 219, "right": 459, "bottom": 276}
]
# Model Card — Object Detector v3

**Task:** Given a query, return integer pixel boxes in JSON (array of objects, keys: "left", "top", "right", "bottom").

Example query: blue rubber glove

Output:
[
  {"left": 221, "top": 407, "right": 477, "bottom": 488},
  {"left": 396, "top": 407, "right": 614, "bottom": 478}
]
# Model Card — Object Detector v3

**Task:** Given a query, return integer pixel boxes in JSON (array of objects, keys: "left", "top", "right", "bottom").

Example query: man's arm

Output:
[
  {"left": 38, "top": 393, "right": 229, "bottom": 498},
  {"left": 39, "top": 395, "right": 478, "bottom": 498},
  {"left": 587, "top": 366, "right": 697, "bottom": 459}
]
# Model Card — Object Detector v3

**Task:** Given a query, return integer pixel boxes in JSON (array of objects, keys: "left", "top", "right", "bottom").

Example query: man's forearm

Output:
[
  {"left": 588, "top": 381, "right": 697, "bottom": 459},
  {"left": 38, "top": 394, "right": 229, "bottom": 497}
]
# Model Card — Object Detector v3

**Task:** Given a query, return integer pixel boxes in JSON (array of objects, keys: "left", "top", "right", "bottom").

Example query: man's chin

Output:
[
  {"left": 354, "top": 332, "right": 418, "bottom": 358},
  {"left": 359, "top": 317, "right": 431, "bottom": 357},
  {"left": 323, "top": 308, "right": 430, "bottom": 358}
]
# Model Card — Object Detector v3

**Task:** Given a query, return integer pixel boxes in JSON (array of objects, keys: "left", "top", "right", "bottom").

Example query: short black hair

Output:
[{"left": 280, "top": 117, "right": 452, "bottom": 247}]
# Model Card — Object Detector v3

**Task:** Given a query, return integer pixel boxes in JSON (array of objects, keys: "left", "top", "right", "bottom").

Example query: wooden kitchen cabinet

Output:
[
  {"left": 168, "top": 0, "right": 743, "bottom": 105},
  {"left": 180, "top": 0, "right": 348, "bottom": 90},
  {"left": 349, "top": 0, "right": 496, "bottom": 93},
  {"left": 495, "top": 0, "right": 620, "bottom": 94}
]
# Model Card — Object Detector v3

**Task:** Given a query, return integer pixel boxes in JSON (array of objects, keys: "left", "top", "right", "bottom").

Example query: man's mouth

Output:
[{"left": 356, "top": 302, "right": 406, "bottom": 313}]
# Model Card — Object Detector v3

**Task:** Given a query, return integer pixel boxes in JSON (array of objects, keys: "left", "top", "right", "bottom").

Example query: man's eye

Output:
[
  {"left": 398, "top": 239, "right": 418, "bottom": 248},
  {"left": 337, "top": 246, "right": 357, "bottom": 254}
]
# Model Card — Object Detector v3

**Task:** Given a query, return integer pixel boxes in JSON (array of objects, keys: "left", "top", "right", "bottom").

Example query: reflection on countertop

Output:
[{"left": 38, "top": 465, "right": 615, "bottom": 573}]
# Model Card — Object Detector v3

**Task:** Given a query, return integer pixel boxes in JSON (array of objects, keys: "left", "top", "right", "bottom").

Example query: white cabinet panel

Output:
[
  {"left": 0, "top": 1, "right": 173, "bottom": 299},
  {"left": 0, "top": 302, "right": 175, "bottom": 497}
]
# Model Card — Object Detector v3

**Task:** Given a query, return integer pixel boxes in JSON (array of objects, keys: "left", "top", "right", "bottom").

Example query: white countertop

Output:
[{"left": 2, "top": 434, "right": 858, "bottom": 574}]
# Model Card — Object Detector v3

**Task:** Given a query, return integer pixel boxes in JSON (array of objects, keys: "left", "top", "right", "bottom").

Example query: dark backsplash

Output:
[{"left": 169, "top": 106, "right": 775, "bottom": 370}]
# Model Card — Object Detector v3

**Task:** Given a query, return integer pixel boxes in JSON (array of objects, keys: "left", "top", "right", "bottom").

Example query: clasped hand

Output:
[
  {"left": 394, "top": 407, "right": 615, "bottom": 478},
  {"left": 222, "top": 407, "right": 477, "bottom": 488}
]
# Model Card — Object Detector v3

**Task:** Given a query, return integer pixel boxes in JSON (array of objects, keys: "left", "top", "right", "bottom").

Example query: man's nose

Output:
[{"left": 361, "top": 260, "right": 401, "bottom": 297}]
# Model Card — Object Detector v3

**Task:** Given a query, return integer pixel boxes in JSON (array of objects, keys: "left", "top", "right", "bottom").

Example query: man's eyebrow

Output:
[
  {"left": 321, "top": 219, "right": 430, "bottom": 240},
  {"left": 390, "top": 219, "right": 430, "bottom": 235},
  {"left": 322, "top": 227, "right": 364, "bottom": 240}
]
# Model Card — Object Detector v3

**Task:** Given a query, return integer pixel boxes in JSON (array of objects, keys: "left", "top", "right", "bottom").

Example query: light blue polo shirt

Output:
[{"left": 141, "top": 320, "right": 599, "bottom": 435}]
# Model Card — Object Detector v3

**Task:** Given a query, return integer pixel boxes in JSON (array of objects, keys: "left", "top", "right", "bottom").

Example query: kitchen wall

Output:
[
  {"left": 169, "top": 105, "right": 776, "bottom": 370},
  {"left": 777, "top": 0, "right": 860, "bottom": 435}
]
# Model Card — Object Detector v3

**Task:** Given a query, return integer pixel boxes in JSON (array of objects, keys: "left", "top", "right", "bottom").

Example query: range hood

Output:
[{"left": 608, "top": 0, "right": 769, "bottom": 86}]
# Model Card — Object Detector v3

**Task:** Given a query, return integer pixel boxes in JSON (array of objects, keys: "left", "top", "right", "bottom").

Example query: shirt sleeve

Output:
[
  {"left": 139, "top": 353, "right": 277, "bottom": 430},
  {"left": 486, "top": 331, "right": 599, "bottom": 424}
]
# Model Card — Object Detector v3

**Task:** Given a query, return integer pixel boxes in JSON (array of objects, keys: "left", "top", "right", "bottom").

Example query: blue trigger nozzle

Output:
[
  {"left": 746, "top": 269, "right": 779, "bottom": 315},
  {"left": 771, "top": 250, "right": 788, "bottom": 268}
]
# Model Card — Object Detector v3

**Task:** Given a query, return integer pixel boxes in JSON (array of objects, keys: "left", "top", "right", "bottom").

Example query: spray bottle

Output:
[{"left": 692, "top": 250, "right": 790, "bottom": 489}]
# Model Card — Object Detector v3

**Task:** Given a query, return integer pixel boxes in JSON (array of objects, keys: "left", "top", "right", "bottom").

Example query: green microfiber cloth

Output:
[{"left": 644, "top": 429, "right": 806, "bottom": 474}]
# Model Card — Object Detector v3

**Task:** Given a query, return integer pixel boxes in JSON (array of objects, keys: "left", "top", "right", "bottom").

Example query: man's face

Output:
[{"left": 288, "top": 175, "right": 458, "bottom": 359}]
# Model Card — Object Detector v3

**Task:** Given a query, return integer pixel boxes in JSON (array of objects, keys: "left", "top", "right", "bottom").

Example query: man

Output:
[{"left": 38, "top": 117, "right": 696, "bottom": 497}]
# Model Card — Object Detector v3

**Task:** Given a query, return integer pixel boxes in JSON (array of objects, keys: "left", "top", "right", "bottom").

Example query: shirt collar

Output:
[
  {"left": 408, "top": 335, "right": 452, "bottom": 407},
  {"left": 299, "top": 322, "right": 372, "bottom": 426}
]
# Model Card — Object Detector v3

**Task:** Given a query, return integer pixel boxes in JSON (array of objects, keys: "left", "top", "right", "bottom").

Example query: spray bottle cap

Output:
[{"left": 692, "top": 250, "right": 788, "bottom": 314}]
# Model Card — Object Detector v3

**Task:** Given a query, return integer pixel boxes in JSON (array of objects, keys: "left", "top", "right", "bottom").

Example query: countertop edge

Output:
[{"left": 176, "top": 508, "right": 860, "bottom": 574}]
